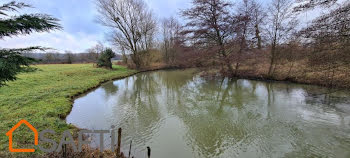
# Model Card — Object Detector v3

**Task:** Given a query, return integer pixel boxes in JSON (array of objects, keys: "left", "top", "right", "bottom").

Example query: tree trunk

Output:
[
  {"left": 227, "top": 62, "right": 234, "bottom": 77},
  {"left": 268, "top": 45, "right": 276, "bottom": 77},
  {"left": 255, "top": 24, "right": 262, "bottom": 49},
  {"left": 122, "top": 52, "right": 128, "bottom": 64},
  {"left": 132, "top": 53, "right": 141, "bottom": 69},
  {"left": 234, "top": 62, "right": 240, "bottom": 76},
  {"left": 221, "top": 50, "right": 234, "bottom": 77}
]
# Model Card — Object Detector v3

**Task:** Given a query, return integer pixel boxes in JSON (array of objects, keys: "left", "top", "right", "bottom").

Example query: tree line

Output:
[
  {"left": 97, "top": 0, "right": 349, "bottom": 87},
  {"left": 1, "top": 0, "right": 349, "bottom": 88},
  {"left": 23, "top": 45, "right": 122, "bottom": 64}
]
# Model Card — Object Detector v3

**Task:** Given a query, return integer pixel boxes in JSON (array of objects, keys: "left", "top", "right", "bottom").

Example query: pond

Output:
[{"left": 66, "top": 69, "right": 350, "bottom": 158}]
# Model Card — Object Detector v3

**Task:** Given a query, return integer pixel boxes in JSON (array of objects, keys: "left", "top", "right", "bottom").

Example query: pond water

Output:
[{"left": 66, "top": 69, "right": 350, "bottom": 158}]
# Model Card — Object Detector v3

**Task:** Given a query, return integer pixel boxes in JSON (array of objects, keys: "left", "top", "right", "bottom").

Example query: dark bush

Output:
[{"left": 97, "top": 48, "right": 115, "bottom": 69}]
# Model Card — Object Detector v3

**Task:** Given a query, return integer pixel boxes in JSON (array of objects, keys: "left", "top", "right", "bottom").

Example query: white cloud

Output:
[
  {"left": 0, "top": 0, "right": 106, "bottom": 53},
  {"left": 0, "top": 0, "right": 192, "bottom": 53},
  {"left": 145, "top": 0, "right": 190, "bottom": 19},
  {"left": 0, "top": 31, "right": 103, "bottom": 53}
]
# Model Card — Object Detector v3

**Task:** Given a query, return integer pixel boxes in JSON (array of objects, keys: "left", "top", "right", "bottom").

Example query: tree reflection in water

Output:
[{"left": 67, "top": 69, "right": 350, "bottom": 158}]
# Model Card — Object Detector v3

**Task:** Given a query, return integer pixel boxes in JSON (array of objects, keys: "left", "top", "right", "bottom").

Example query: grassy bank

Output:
[{"left": 0, "top": 64, "right": 137, "bottom": 157}]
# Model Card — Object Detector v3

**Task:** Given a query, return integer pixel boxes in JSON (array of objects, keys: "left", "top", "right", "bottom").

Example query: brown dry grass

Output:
[{"left": 235, "top": 59, "right": 350, "bottom": 89}]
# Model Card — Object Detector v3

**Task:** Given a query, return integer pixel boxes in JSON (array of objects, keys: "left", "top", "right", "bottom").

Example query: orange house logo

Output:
[{"left": 6, "top": 120, "right": 38, "bottom": 152}]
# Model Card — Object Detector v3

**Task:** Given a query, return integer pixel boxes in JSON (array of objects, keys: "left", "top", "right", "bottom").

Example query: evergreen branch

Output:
[
  {"left": 0, "top": 14, "right": 62, "bottom": 38},
  {"left": 0, "top": 1, "right": 61, "bottom": 87},
  {"left": 2, "top": 46, "right": 50, "bottom": 52},
  {"left": 0, "top": 48, "right": 38, "bottom": 86},
  {"left": 0, "top": 1, "right": 31, "bottom": 16},
  {"left": 0, "top": 47, "right": 47, "bottom": 61}
]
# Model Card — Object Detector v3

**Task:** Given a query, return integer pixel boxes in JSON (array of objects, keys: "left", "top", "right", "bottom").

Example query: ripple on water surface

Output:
[{"left": 67, "top": 69, "right": 350, "bottom": 158}]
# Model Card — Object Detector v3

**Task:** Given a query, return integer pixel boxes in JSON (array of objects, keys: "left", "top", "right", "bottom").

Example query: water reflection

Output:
[{"left": 67, "top": 69, "right": 350, "bottom": 158}]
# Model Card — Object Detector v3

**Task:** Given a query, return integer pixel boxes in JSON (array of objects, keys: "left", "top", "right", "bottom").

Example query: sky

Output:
[
  {"left": 0, "top": 0, "right": 190, "bottom": 53},
  {"left": 0, "top": 0, "right": 326, "bottom": 53}
]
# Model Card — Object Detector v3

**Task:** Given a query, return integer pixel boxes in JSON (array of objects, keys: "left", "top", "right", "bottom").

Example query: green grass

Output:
[{"left": 0, "top": 64, "right": 137, "bottom": 157}]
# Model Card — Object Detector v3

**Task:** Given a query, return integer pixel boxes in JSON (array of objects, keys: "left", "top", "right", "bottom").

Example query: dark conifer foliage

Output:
[
  {"left": 97, "top": 48, "right": 115, "bottom": 69},
  {"left": 0, "top": 1, "right": 61, "bottom": 86}
]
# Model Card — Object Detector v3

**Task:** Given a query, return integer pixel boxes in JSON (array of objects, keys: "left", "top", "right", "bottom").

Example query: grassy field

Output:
[{"left": 0, "top": 64, "right": 137, "bottom": 157}]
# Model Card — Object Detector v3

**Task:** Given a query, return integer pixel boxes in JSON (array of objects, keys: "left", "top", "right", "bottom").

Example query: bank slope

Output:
[{"left": 0, "top": 64, "right": 137, "bottom": 157}]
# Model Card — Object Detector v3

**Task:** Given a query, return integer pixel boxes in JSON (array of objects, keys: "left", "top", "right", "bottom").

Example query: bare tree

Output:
[
  {"left": 161, "top": 17, "right": 181, "bottom": 64},
  {"left": 250, "top": 0, "right": 266, "bottom": 49},
  {"left": 64, "top": 50, "right": 74, "bottom": 64},
  {"left": 266, "top": 0, "right": 298, "bottom": 76},
  {"left": 86, "top": 43, "right": 104, "bottom": 62},
  {"left": 139, "top": 10, "right": 157, "bottom": 51},
  {"left": 96, "top": 0, "right": 157, "bottom": 69},
  {"left": 181, "top": 0, "right": 236, "bottom": 76},
  {"left": 233, "top": 0, "right": 257, "bottom": 75},
  {"left": 297, "top": 1, "right": 350, "bottom": 87},
  {"left": 120, "top": 46, "right": 128, "bottom": 64}
]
